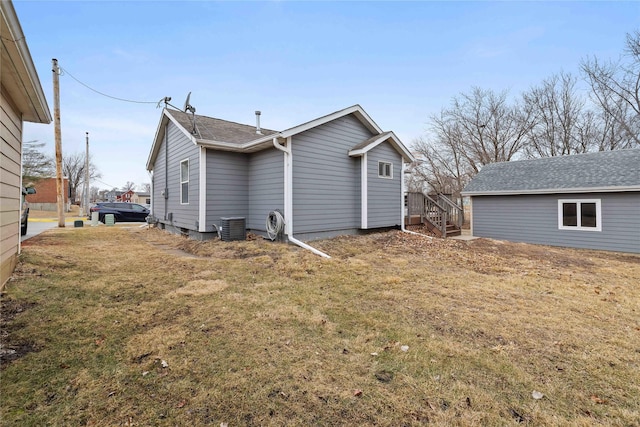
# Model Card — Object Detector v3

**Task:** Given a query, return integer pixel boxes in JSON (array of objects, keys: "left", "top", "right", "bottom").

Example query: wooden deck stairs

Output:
[{"left": 405, "top": 192, "right": 463, "bottom": 238}]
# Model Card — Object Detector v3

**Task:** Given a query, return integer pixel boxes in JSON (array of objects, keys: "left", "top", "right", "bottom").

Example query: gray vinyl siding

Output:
[
  {"left": 367, "top": 142, "right": 402, "bottom": 228},
  {"left": 205, "top": 150, "right": 249, "bottom": 229},
  {"left": 248, "top": 148, "right": 284, "bottom": 231},
  {"left": 471, "top": 192, "right": 640, "bottom": 253},
  {"left": 291, "top": 114, "right": 369, "bottom": 234},
  {"left": 151, "top": 122, "right": 200, "bottom": 230}
]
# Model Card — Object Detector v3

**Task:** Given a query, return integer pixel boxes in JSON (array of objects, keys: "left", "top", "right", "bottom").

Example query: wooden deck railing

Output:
[
  {"left": 436, "top": 194, "right": 464, "bottom": 230},
  {"left": 405, "top": 192, "right": 464, "bottom": 237}
]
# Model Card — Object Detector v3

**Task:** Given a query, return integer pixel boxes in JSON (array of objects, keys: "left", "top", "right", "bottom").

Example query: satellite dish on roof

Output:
[
  {"left": 183, "top": 92, "right": 196, "bottom": 114},
  {"left": 182, "top": 92, "right": 198, "bottom": 135}
]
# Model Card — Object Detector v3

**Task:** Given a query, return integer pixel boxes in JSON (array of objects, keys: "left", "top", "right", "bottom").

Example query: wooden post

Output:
[
  {"left": 85, "top": 132, "right": 89, "bottom": 216},
  {"left": 52, "top": 59, "right": 65, "bottom": 227}
]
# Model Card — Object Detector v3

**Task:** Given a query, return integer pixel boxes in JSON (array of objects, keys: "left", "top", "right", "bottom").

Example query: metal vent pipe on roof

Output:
[{"left": 255, "top": 111, "right": 262, "bottom": 135}]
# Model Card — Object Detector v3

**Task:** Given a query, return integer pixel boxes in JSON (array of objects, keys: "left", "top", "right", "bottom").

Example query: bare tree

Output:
[
  {"left": 138, "top": 183, "right": 151, "bottom": 193},
  {"left": 122, "top": 181, "right": 136, "bottom": 192},
  {"left": 410, "top": 87, "right": 534, "bottom": 198},
  {"left": 63, "top": 151, "right": 101, "bottom": 203},
  {"left": 22, "top": 141, "right": 54, "bottom": 179},
  {"left": 581, "top": 30, "right": 640, "bottom": 148},
  {"left": 89, "top": 186, "right": 100, "bottom": 203},
  {"left": 522, "top": 72, "right": 593, "bottom": 157}
]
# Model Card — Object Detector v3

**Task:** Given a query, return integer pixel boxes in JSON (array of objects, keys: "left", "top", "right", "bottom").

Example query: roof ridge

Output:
[{"left": 166, "top": 108, "right": 279, "bottom": 133}]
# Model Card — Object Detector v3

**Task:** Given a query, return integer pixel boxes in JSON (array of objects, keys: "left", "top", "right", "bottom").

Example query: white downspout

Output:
[
  {"left": 400, "top": 160, "right": 430, "bottom": 238},
  {"left": 272, "top": 137, "right": 331, "bottom": 258},
  {"left": 198, "top": 146, "right": 207, "bottom": 232},
  {"left": 361, "top": 152, "right": 368, "bottom": 229}
]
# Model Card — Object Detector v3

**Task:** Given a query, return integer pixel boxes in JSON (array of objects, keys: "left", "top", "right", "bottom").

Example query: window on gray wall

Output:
[
  {"left": 378, "top": 161, "right": 393, "bottom": 179},
  {"left": 558, "top": 199, "right": 601, "bottom": 231},
  {"left": 180, "top": 159, "right": 189, "bottom": 204}
]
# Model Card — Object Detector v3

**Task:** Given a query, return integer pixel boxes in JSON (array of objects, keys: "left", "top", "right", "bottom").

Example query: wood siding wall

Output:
[
  {"left": 291, "top": 114, "right": 369, "bottom": 234},
  {"left": 151, "top": 122, "right": 200, "bottom": 230},
  {"left": 1, "top": 86, "right": 23, "bottom": 287},
  {"left": 472, "top": 192, "right": 640, "bottom": 253},
  {"left": 367, "top": 142, "right": 402, "bottom": 228}
]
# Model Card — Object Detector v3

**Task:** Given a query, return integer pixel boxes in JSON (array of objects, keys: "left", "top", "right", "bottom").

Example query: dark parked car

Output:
[
  {"left": 88, "top": 202, "right": 150, "bottom": 223},
  {"left": 21, "top": 186, "right": 36, "bottom": 236}
]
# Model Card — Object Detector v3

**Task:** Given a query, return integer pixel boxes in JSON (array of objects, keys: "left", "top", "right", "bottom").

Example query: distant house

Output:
[
  {"left": 146, "top": 105, "right": 414, "bottom": 242},
  {"left": 117, "top": 189, "right": 134, "bottom": 203},
  {"left": 462, "top": 149, "right": 640, "bottom": 253},
  {"left": 25, "top": 177, "right": 70, "bottom": 211},
  {"left": 131, "top": 192, "right": 151, "bottom": 205},
  {"left": 1, "top": 0, "right": 52, "bottom": 287},
  {"left": 104, "top": 189, "right": 122, "bottom": 202}
]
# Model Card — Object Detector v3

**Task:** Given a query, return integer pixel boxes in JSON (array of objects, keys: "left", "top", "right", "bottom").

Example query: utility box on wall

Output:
[{"left": 220, "top": 217, "right": 246, "bottom": 241}]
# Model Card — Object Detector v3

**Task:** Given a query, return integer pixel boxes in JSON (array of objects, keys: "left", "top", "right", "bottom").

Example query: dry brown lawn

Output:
[{"left": 1, "top": 226, "right": 639, "bottom": 426}]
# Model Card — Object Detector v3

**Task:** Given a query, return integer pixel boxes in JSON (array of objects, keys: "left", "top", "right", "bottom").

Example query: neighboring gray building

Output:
[
  {"left": 462, "top": 149, "right": 640, "bottom": 253},
  {"left": 146, "top": 105, "right": 415, "bottom": 242}
]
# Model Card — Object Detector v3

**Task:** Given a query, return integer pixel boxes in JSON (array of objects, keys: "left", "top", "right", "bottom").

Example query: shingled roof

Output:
[
  {"left": 166, "top": 109, "right": 278, "bottom": 144},
  {"left": 462, "top": 149, "right": 640, "bottom": 195}
]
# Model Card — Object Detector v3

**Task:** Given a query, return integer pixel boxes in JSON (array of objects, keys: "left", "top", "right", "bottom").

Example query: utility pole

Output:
[
  {"left": 52, "top": 59, "right": 65, "bottom": 227},
  {"left": 85, "top": 132, "right": 90, "bottom": 217}
]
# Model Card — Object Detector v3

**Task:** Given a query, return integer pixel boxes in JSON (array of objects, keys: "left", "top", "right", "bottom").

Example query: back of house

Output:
[{"left": 146, "top": 104, "right": 414, "bottom": 242}]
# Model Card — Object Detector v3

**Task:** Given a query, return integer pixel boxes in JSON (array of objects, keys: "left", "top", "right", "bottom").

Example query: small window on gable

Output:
[
  {"left": 558, "top": 199, "right": 601, "bottom": 231},
  {"left": 378, "top": 161, "right": 393, "bottom": 179},
  {"left": 180, "top": 159, "right": 189, "bottom": 204}
]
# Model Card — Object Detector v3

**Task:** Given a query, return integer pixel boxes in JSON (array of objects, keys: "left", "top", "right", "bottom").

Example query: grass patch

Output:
[{"left": 2, "top": 227, "right": 639, "bottom": 425}]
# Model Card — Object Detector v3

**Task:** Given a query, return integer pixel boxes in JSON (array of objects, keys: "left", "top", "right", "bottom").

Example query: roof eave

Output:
[
  {"left": 462, "top": 185, "right": 640, "bottom": 197},
  {"left": 1, "top": 1, "right": 51, "bottom": 124},
  {"left": 348, "top": 131, "right": 415, "bottom": 163},
  {"left": 280, "top": 104, "right": 383, "bottom": 138},
  {"left": 146, "top": 109, "right": 198, "bottom": 170}
]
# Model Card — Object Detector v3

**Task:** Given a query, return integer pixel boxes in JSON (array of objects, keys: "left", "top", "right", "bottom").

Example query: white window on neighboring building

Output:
[
  {"left": 558, "top": 199, "right": 601, "bottom": 231},
  {"left": 378, "top": 161, "right": 393, "bottom": 179},
  {"left": 180, "top": 159, "right": 189, "bottom": 204}
]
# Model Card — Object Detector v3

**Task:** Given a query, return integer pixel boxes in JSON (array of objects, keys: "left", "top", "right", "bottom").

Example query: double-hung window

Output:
[
  {"left": 180, "top": 159, "right": 189, "bottom": 204},
  {"left": 378, "top": 161, "right": 393, "bottom": 179},
  {"left": 558, "top": 199, "right": 601, "bottom": 231}
]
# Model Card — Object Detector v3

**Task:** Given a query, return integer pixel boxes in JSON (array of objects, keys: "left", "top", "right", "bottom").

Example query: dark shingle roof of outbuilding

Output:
[
  {"left": 166, "top": 109, "right": 278, "bottom": 144},
  {"left": 462, "top": 149, "right": 640, "bottom": 195}
]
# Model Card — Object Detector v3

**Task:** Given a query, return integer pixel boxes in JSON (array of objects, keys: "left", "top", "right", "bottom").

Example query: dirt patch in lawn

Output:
[{"left": 0, "top": 297, "right": 39, "bottom": 367}]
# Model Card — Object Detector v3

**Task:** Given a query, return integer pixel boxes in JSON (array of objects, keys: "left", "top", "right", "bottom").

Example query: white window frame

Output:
[
  {"left": 180, "top": 159, "right": 189, "bottom": 205},
  {"left": 558, "top": 199, "right": 601, "bottom": 232},
  {"left": 378, "top": 161, "right": 393, "bottom": 179}
]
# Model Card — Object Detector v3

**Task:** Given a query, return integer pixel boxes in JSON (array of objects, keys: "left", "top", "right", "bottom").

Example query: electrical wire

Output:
[
  {"left": 93, "top": 178, "right": 119, "bottom": 189},
  {"left": 59, "top": 65, "right": 163, "bottom": 105}
]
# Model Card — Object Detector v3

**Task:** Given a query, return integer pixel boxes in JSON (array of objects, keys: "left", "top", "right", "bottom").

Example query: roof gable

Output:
[
  {"left": 462, "top": 149, "right": 640, "bottom": 195},
  {"left": 349, "top": 131, "right": 415, "bottom": 162},
  {"left": 280, "top": 104, "right": 382, "bottom": 138}
]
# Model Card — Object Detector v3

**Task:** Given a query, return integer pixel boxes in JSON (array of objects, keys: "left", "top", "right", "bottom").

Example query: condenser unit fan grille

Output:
[{"left": 220, "top": 217, "right": 246, "bottom": 241}]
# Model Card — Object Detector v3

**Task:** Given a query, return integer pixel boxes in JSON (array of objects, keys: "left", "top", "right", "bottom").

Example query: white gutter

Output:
[
  {"left": 461, "top": 185, "right": 640, "bottom": 197},
  {"left": 400, "top": 161, "right": 431, "bottom": 238},
  {"left": 271, "top": 137, "right": 331, "bottom": 258}
]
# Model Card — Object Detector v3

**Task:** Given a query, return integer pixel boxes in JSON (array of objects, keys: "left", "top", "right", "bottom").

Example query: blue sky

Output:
[{"left": 17, "top": 0, "right": 640, "bottom": 191}]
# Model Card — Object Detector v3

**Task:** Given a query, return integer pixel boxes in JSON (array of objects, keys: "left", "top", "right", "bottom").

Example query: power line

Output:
[
  {"left": 59, "top": 65, "right": 164, "bottom": 105},
  {"left": 93, "top": 178, "right": 119, "bottom": 189}
]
